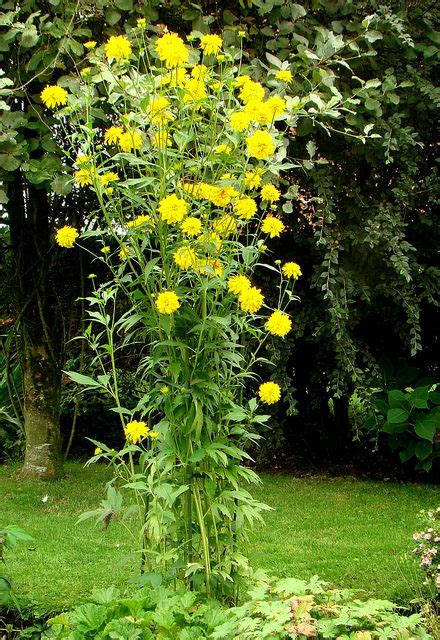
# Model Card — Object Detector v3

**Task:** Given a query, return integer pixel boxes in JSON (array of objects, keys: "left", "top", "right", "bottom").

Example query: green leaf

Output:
[
  {"left": 0, "top": 154, "right": 20, "bottom": 171},
  {"left": 105, "top": 8, "right": 122, "bottom": 25},
  {"left": 387, "top": 408, "right": 409, "bottom": 424},
  {"left": 115, "top": 0, "right": 133, "bottom": 9},
  {"left": 382, "top": 421, "right": 409, "bottom": 435},
  {"left": 414, "top": 415, "right": 438, "bottom": 441},
  {"left": 409, "top": 386, "right": 430, "bottom": 409},
  {"left": 69, "top": 603, "right": 107, "bottom": 632},
  {"left": 20, "top": 26, "right": 39, "bottom": 48},
  {"left": 364, "top": 97, "right": 381, "bottom": 111},
  {"left": 399, "top": 442, "right": 416, "bottom": 463},
  {"left": 414, "top": 440, "right": 432, "bottom": 461},
  {"left": 364, "top": 30, "right": 382, "bottom": 43},
  {"left": 64, "top": 371, "right": 101, "bottom": 388},
  {"left": 182, "top": 9, "right": 200, "bottom": 20},
  {"left": 387, "top": 390, "right": 407, "bottom": 408}
]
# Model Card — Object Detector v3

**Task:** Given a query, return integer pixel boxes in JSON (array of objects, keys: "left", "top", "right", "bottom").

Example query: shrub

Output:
[
  {"left": 44, "top": 576, "right": 431, "bottom": 639},
  {"left": 363, "top": 379, "right": 440, "bottom": 473}
]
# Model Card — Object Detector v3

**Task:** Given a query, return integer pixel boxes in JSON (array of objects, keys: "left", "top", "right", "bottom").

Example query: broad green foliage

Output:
[
  {"left": 44, "top": 576, "right": 431, "bottom": 639},
  {"left": 364, "top": 368, "right": 440, "bottom": 471}
]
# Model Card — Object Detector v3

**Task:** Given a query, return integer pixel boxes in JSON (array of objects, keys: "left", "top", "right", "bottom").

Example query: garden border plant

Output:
[{"left": 42, "top": 22, "right": 382, "bottom": 600}]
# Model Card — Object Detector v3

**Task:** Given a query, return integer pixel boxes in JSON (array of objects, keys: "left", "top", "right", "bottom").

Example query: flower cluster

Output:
[
  {"left": 56, "top": 28, "right": 301, "bottom": 442},
  {"left": 412, "top": 507, "right": 440, "bottom": 592}
]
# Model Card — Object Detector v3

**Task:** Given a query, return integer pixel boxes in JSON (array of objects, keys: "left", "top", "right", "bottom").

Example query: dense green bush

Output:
[
  {"left": 43, "top": 575, "right": 431, "bottom": 639},
  {"left": 361, "top": 366, "right": 440, "bottom": 472}
]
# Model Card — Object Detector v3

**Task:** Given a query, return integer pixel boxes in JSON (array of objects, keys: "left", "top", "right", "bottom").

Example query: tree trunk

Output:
[
  {"left": 7, "top": 172, "right": 65, "bottom": 479},
  {"left": 20, "top": 343, "right": 63, "bottom": 479}
]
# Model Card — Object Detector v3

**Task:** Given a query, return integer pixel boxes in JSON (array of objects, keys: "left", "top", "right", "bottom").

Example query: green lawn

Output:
[{"left": 0, "top": 463, "right": 437, "bottom": 613}]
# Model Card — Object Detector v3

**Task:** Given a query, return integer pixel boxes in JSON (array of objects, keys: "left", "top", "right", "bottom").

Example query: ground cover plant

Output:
[{"left": 42, "top": 576, "right": 431, "bottom": 639}]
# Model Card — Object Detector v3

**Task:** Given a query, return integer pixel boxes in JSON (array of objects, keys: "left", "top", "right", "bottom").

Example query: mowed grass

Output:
[{"left": 0, "top": 463, "right": 437, "bottom": 613}]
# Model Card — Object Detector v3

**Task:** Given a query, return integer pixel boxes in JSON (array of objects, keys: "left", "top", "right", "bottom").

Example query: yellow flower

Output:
[
  {"left": 239, "top": 80, "right": 265, "bottom": 104},
  {"left": 124, "top": 420, "right": 149, "bottom": 443},
  {"left": 118, "top": 130, "right": 142, "bottom": 152},
  {"left": 258, "top": 381, "right": 281, "bottom": 404},
  {"left": 213, "top": 214, "right": 237, "bottom": 237},
  {"left": 152, "top": 130, "right": 172, "bottom": 148},
  {"left": 147, "top": 96, "right": 173, "bottom": 125},
  {"left": 156, "top": 32, "right": 188, "bottom": 68},
  {"left": 275, "top": 69, "right": 292, "bottom": 82},
  {"left": 127, "top": 215, "right": 152, "bottom": 228},
  {"left": 265, "top": 310, "right": 292, "bottom": 337},
  {"left": 207, "top": 185, "right": 238, "bottom": 207},
  {"left": 99, "top": 172, "right": 119, "bottom": 187},
  {"left": 261, "top": 184, "right": 280, "bottom": 202},
  {"left": 101, "top": 245, "right": 110, "bottom": 254},
  {"left": 80, "top": 67, "right": 92, "bottom": 77},
  {"left": 181, "top": 216, "right": 202, "bottom": 236},
  {"left": 119, "top": 246, "right": 131, "bottom": 260},
  {"left": 55, "top": 226, "right": 79, "bottom": 249},
  {"left": 282, "top": 262, "right": 302, "bottom": 279},
  {"left": 200, "top": 34, "right": 222, "bottom": 55},
  {"left": 261, "top": 216, "right": 285, "bottom": 238},
  {"left": 233, "top": 197, "right": 257, "bottom": 220},
  {"left": 104, "top": 126, "right": 123, "bottom": 145},
  {"left": 229, "top": 111, "right": 251, "bottom": 132},
  {"left": 183, "top": 77, "right": 206, "bottom": 104},
  {"left": 239, "top": 286, "right": 264, "bottom": 313},
  {"left": 207, "top": 258, "right": 223, "bottom": 276},
  {"left": 76, "top": 154, "right": 91, "bottom": 165},
  {"left": 149, "top": 431, "right": 159, "bottom": 439},
  {"left": 74, "top": 167, "right": 95, "bottom": 186},
  {"left": 137, "top": 18, "right": 147, "bottom": 29},
  {"left": 173, "top": 245, "right": 197, "bottom": 269},
  {"left": 40, "top": 85, "right": 68, "bottom": 109},
  {"left": 84, "top": 41, "right": 97, "bottom": 50},
  {"left": 158, "top": 194, "right": 188, "bottom": 223},
  {"left": 94, "top": 447, "right": 102, "bottom": 455},
  {"left": 233, "top": 74, "right": 251, "bottom": 88},
  {"left": 156, "top": 291, "right": 180, "bottom": 314},
  {"left": 244, "top": 169, "right": 263, "bottom": 189},
  {"left": 243, "top": 100, "right": 270, "bottom": 125},
  {"left": 228, "top": 275, "right": 251, "bottom": 295},
  {"left": 214, "top": 144, "right": 232, "bottom": 154},
  {"left": 264, "top": 96, "right": 286, "bottom": 119},
  {"left": 191, "top": 64, "right": 209, "bottom": 80},
  {"left": 160, "top": 386, "right": 169, "bottom": 394},
  {"left": 246, "top": 130, "right": 275, "bottom": 160},
  {"left": 105, "top": 35, "right": 132, "bottom": 62}
]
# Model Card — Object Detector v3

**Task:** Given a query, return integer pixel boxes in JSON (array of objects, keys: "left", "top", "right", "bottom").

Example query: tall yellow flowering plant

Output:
[{"left": 50, "top": 26, "right": 305, "bottom": 597}]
